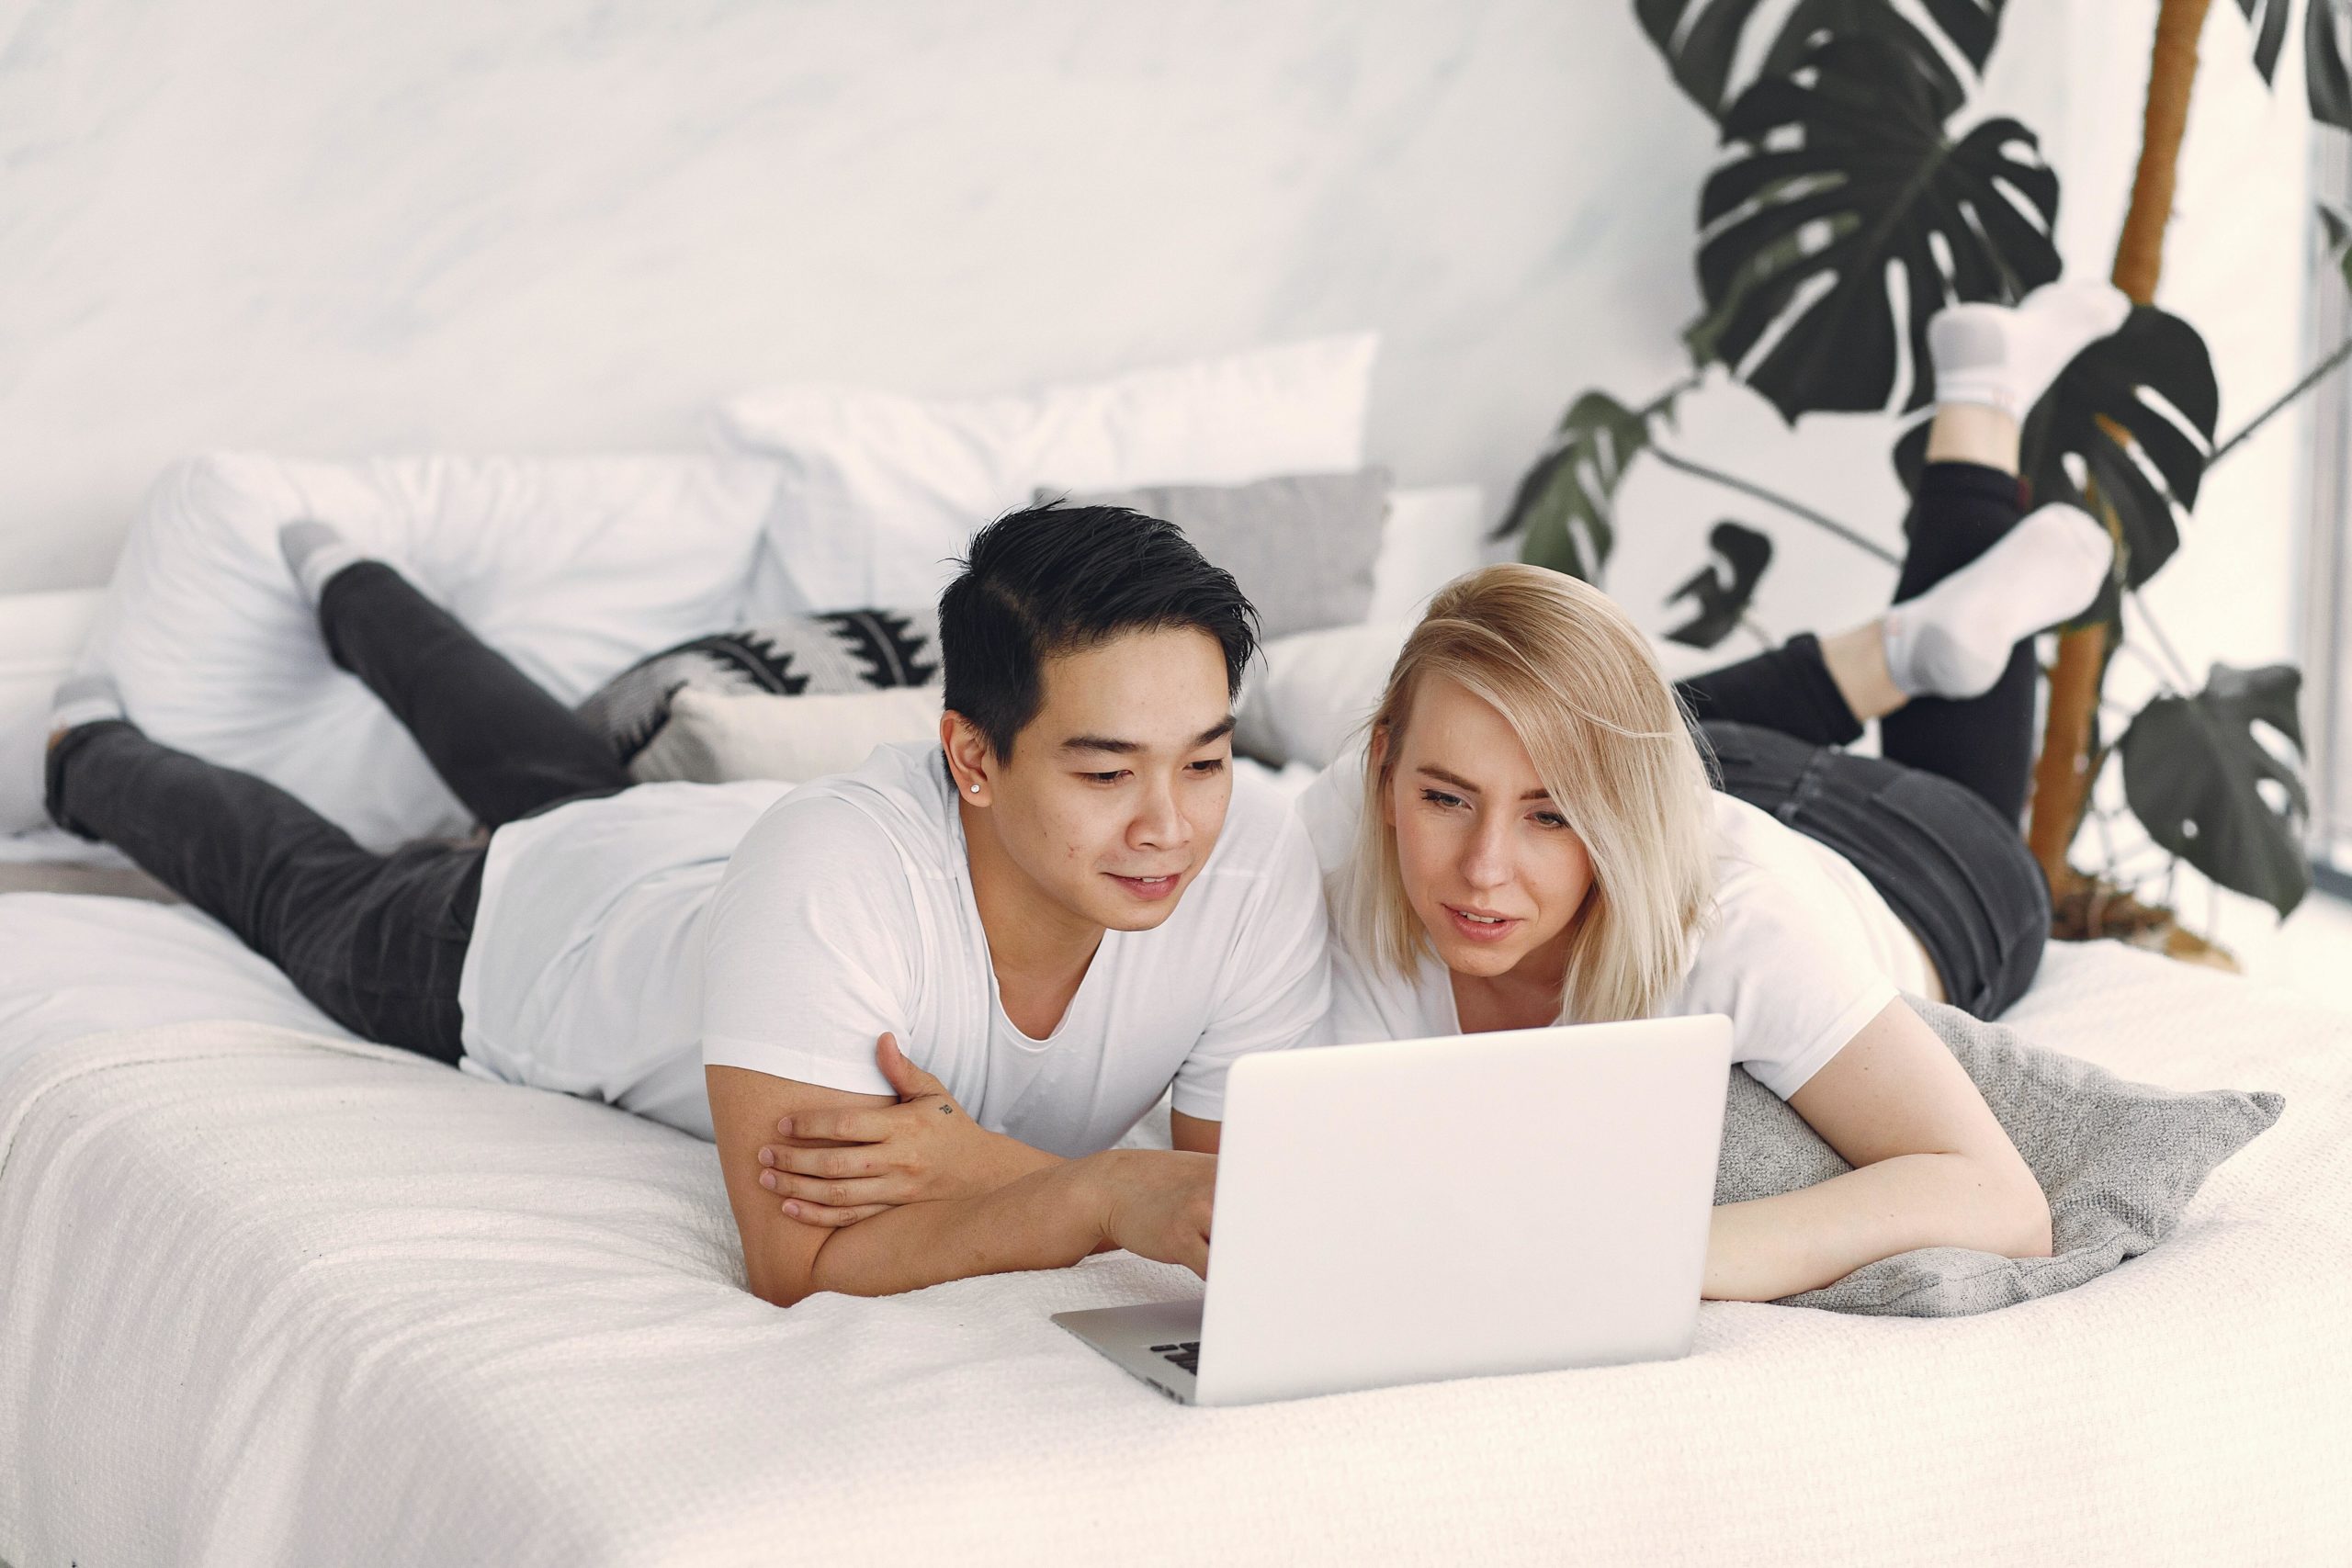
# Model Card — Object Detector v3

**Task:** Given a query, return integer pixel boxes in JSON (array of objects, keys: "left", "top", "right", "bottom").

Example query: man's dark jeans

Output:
[{"left": 46, "top": 562, "right": 630, "bottom": 1059}]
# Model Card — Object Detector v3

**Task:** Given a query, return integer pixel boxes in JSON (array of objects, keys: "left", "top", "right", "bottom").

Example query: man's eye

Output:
[
  {"left": 1085, "top": 770, "right": 1128, "bottom": 784},
  {"left": 1188, "top": 759, "right": 1227, "bottom": 775}
]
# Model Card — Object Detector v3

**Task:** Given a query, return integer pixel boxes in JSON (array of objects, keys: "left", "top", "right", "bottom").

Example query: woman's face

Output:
[{"left": 1382, "top": 675, "right": 1594, "bottom": 983}]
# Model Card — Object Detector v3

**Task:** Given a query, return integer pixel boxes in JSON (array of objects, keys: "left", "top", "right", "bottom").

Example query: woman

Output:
[{"left": 1298, "top": 280, "right": 2132, "bottom": 1301}]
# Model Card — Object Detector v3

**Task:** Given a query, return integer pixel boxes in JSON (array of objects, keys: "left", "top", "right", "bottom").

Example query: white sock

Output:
[
  {"left": 50, "top": 671, "right": 126, "bottom": 735},
  {"left": 1928, "top": 279, "right": 2132, "bottom": 420},
  {"left": 279, "top": 519, "right": 368, "bottom": 606},
  {"left": 1883, "top": 503, "right": 2114, "bottom": 700}
]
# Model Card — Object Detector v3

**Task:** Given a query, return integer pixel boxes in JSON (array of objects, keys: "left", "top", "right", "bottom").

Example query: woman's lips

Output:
[
  {"left": 1442, "top": 903, "right": 1521, "bottom": 942},
  {"left": 1110, "top": 872, "right": 1182, "bottom": 901}
]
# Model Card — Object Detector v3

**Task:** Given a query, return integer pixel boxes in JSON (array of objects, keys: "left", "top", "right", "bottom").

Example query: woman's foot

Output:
[
  {"left": 47, "top": 671, "right": 127, "bottom": 750},
  {"left": 1882, "top": 503, "right": 2115, "bottom": 700},
  {"left": 279, "top": 519, "right": 368, "bottom": 605},
  {"left": 1928, "top": 279, "right": 2132, "bottom": 420}
]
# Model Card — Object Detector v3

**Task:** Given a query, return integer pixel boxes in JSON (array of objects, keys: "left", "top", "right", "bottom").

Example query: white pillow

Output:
[
  {"left": 713, "top": 334, "right": 1379, "bottom": 614},
  {"left": 1368, "top": 483, "right": 1494, "bottom": 624},
  {"left": 628, "top": 686, "right": 943, "bottom": 785},
  {"left": 1235, "top": 619, "right": 1414, "bottom": 772},
  {"left": 88, "top": 453, "right": 780, "bottom": 852},
  {"left": 0, "top": 588, "right": 107, "bottom": 836}
]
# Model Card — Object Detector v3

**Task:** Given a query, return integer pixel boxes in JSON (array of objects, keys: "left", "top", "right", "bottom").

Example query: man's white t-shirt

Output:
[
  {"left": 458, "top": 742, "right": 1330, "bottom": 1149},
  {"left": 1295, "top": 752, "right": 1930, "bottom": 1100}
]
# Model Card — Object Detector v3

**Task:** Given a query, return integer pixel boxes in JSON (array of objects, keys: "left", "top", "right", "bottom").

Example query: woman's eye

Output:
[
  {"left": 1532, "top": 812, "right": 1569, "bottom": 829},
  {"left": 1419, "top": 789, "right": 1464, "bottom": 810}
]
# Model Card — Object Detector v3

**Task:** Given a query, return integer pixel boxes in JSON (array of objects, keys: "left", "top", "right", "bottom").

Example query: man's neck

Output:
[{"left": 958, "top": 797, "right": 1106, "bottom": 1031}]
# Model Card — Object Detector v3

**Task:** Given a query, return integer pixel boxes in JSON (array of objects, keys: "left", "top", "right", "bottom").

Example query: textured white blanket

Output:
[{"left": 1, "top": 940, "right": 2346, "bottom": 1566}]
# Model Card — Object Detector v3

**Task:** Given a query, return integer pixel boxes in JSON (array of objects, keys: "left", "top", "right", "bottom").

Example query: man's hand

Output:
[
  {"left": 758, "top": 1032, "right": 1056, "bottom": 1226},
  {"left": 1091, "top": 1149, "right": 1217, "bottom": 1279}
]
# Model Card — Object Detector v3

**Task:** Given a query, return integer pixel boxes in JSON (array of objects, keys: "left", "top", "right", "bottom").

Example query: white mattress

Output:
[
  {"left": 0, "top": 892, "right": 354, "bottom": 1052},
  {"left": 1, "top": 893, "right": 2346, "bottom": 1567}
]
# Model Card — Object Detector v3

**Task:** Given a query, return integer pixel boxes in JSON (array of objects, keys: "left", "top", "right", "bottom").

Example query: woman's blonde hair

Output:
[{"left": 1346, "top": 563, "right": 1718, "bottom": 1024}]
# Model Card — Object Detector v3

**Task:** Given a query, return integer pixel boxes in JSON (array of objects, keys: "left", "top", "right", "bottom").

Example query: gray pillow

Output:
[
  {"left": 1715, "top": 995, "right": 2283, "bottom": 1316},
  {"left": 1046, "top": 468, "right": 1392, "bottom": 640}
]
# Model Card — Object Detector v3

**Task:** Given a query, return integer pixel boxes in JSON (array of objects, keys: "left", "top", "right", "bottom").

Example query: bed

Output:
[
  {"left": 4, "top": 363, "right": 2346, "bottom": 1562},
  {"left": 1, "top": 888, "right": 2346, "bottom": 1566}
]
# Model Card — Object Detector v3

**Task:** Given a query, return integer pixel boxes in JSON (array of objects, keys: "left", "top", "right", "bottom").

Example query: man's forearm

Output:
[
  {"left": 803, "top": 1152, "right": 1111, "bottom": 1300},
  {"left": 1703, "top": 1153, "right": 2051, "bottom": 1302},
  {"left": 983, "top": 1129, "right": 1068, "bottom": 1191}
]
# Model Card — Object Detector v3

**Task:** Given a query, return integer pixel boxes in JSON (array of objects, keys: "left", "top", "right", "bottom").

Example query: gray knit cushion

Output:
[
  {"left": 1713, "top": 994, "right": 2284, "bottom": 1316},
  {"left": 1046, "top": 468, "right": 1391, "bottom": 640}
]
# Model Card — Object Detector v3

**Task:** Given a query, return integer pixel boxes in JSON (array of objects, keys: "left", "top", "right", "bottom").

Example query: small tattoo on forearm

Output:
[{"left": 940, "top": 1104, "right": 955, "bottom": 1115}]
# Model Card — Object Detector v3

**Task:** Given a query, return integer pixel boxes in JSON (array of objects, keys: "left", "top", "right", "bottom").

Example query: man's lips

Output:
[
  {"left": 1442, "top": 902, "right": 1521, "bottom": 942},
  {"left": 1108, "top": 871, "right": 1183, "bottom": 901}
]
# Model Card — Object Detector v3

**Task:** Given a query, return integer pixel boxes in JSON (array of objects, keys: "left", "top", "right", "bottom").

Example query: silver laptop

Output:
[{"left": 1053, "top": 1014, "right": 1734, "bottom": 1406}]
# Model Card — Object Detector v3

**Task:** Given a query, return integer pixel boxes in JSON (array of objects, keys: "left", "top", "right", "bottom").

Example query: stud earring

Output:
[{"left": 969, "top": 783, "right": 981, "bottom": 794}]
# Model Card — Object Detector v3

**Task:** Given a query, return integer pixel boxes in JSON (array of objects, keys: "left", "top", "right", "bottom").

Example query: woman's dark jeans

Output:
[
  {"left": 1668, "top": 462, "right": 2051, "bottom": 1017},
  {"left": 1697, "top": 720, "right": 2049, "bottom": 1017},
  {"left": 46, "top": 562, "right": 629, "bottom": 1061}
]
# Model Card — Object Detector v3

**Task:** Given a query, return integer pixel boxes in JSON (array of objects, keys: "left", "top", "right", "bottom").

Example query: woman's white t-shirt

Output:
[
  {"left": 1295, "top": 752, "right": 1930, "bottom": 1100},
  {"left": 458, "top": 742, "right": 1331, "bottom": 1149}
]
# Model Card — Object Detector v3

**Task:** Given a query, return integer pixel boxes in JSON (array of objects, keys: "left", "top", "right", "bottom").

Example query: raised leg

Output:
[
  {"left": 314, "top": 559, "right": 630, "bottom": 829},
  {"left": 1675, "top": 635, "right": 1864, "bottom": 749}
]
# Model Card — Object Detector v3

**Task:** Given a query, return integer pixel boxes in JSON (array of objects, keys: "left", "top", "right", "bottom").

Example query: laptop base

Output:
[{"left": 1052, "top": 1299, "right": 1204, "bottom": 1404}]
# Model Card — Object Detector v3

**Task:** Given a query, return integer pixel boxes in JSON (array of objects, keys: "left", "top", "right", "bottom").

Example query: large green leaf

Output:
[
  {"left": 2237, "top": 2, "right": 2352, "bottom": 128},
  {"left": 2119, "top": 663, "right": 2311, "bottom": 917},
  {"left": 1894, "top": 305, "right": 2217, "bottom": 593},
  {"left": 1695, "top": 36, "right": 2062, "bottom": 423},
  {"left": 1637, "top": 0, "right": 2007, "bottom": 123},
  {"left": 1663, "top": 520, "right": 1773, "bottom": 648},
  {"left": 2309, "top": 0, "right": 2352, "bottom": 130},
  {"left": 2237, "top": 0, "right": 2290, "bottom": 84},
  {"left": 2022, "top": 306, "right": 2216, "bottom": 590},
  {"left": 1501, "top": 390, "right": 1659, "bottom": 581}
]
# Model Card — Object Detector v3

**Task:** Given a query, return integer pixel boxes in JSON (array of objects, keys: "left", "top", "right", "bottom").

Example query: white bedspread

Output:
[{"left": 1, "top": 910, "right": 2346, "bottom": 1566}]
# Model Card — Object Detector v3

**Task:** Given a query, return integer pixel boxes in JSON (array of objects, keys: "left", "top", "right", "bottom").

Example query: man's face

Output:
[{"left": 974, "top": 626, "right": 1237, "bottom": 933}]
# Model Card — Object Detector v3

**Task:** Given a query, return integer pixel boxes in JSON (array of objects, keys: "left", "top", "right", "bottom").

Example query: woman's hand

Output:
[{"left": 758, "top": 1032, "right": 1057, "bottom": 1226}]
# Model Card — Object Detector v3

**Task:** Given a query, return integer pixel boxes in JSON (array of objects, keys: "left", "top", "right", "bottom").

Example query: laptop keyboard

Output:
[{"left": 1149, "top": 1340, "right": 1201, "bottom": 1375}]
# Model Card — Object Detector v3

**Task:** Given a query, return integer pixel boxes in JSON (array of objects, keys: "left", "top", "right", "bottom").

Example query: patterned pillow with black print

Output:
[{"left": 575, "top": 605, "right": 941, "bottom": 766}]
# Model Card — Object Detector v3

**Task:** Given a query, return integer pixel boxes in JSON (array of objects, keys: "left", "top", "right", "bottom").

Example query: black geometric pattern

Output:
[{"left": 575, "top": 603, "right": 942, "bottom": 765}]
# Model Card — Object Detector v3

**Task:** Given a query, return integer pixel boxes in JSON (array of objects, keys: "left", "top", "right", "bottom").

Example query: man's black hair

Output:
[{"left": 938, "top": 501, "right": 1259, "bottom": 760}]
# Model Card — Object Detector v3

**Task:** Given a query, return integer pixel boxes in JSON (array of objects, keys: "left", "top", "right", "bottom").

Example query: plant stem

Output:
[
  {"left": 2209, "top": 331, "right": 2352, "bottom": 466},
  {"left": 2126, "top": 588, "right": 2200, "bottom": 691},
  {"left": 2027, "top": 0, "right": 2213, "bottom": 893},
  {"left": 1645, "top": 447, "right": 1901, "bottom": 564}
]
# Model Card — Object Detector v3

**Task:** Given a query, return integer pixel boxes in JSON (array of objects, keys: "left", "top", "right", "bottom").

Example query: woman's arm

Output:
[{"left": 1703, "top": 998, "right": 2052, "bottom": 1302}]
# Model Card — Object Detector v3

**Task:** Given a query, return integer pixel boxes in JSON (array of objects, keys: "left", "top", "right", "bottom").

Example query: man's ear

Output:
[{"left": 941, "top": 711, "right": 995, "bottom": 805}]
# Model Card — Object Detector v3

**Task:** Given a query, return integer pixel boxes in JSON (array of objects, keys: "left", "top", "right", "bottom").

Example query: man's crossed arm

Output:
[{"left": 707, "top": 1044, "right": 1215, "bottom": 1307}]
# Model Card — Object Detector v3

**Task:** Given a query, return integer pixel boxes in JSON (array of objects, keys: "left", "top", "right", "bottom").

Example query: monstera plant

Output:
[{"left": 1504, "top": 0, "right": 2352, "bottom": 940}]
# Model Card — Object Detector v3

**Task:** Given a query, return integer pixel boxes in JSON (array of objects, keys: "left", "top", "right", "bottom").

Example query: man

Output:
[{"left": 45, "top": 502, "right": 1329, "bottom": 1307}]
